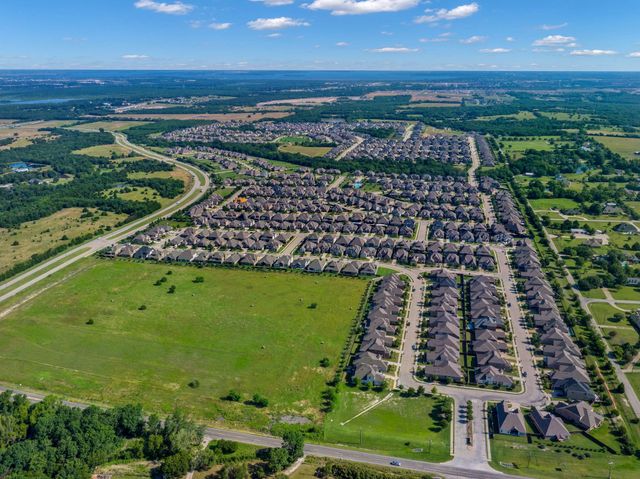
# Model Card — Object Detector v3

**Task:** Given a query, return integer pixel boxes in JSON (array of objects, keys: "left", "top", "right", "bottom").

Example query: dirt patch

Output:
[{"left": 280, "top": 415, "right": 312, "bottom": 425}]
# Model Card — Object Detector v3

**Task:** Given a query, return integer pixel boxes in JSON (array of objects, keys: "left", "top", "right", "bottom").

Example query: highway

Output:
[{"left": 0, "top": 133, "right": 211, "bottom": 304}]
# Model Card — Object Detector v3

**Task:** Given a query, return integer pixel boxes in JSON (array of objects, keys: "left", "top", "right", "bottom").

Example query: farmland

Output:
[{"left": 0, "top": 259, "right": 368, "bottom": 431}]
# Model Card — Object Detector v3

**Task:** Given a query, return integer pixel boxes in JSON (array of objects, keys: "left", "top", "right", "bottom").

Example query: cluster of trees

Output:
[
  {"left": 0, "top": 129, "right": 185, "bottom": 229},
  {"left": 122, "top": 158, "right": 173, "bottom": 173},
  {"left": 0, "top": 391, "right": 203, "bottom": 479},
  {"left": 577, "top": 250, "right": 629, "bottom": 291}
]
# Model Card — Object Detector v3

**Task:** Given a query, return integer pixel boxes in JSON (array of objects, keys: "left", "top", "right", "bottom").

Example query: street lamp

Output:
[{"left": 608, "top": 460, "right": 614, "bottom": 479}]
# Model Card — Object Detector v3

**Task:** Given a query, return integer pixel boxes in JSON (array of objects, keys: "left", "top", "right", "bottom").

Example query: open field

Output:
[
  {"left": 479, "top": 111, "right": 536, "bottom": 121},
  {"left": 73, "top": 143, "right": 132, "bottom": 157},
  {"left": 112, "top": 112, "right": 291, "bottom": 122},
  {"left": 491, "top": 431, "right": 638, "bottom": 479},
  {"left": 422, "top": 125, "right": 465, "bottom": 136},
  {"left": 538, "top": 111, "right": 593, "bottom": 121},
  {"left": 0, "top": 120, "right": 74, "bottom": 150},
  {"left": 278, "top": 144, "right": 332, "bottom": 157},
  {"left": 323, "top": 391, "right": 452, "bottom": 462},
  {"left": 103, "top": 186, "right": 169, "bottom": 206},
  {"left": 69, "top": 121, "right": 149, "bottom": 132},
  {"left": 0, "top": 259, "right": 368, "bottom": 430},
  {"left": 0, "top": 208, "right": 126, "bottom": 275},
  {"left": 593, "top": 136, "right": 640, "bottom": 160},
  {"left": 530, "top": 197, "right": 580, "bottom": 211},
  {"left": 587, "top": 303, "right": 638, "bottom": 347}
]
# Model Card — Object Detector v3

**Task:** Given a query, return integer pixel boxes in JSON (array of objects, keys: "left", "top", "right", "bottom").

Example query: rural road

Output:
[
  {"left": 0, "top": 382, "right": 525, "bottom": 479},
  {"left": 0, "top": 133, "right": 211, "bottom": 303}
]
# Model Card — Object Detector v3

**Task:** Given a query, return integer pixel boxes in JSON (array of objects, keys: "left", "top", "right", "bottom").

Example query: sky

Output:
[{"left": 1, "top": 0, "right": 640, "bottom": 71}]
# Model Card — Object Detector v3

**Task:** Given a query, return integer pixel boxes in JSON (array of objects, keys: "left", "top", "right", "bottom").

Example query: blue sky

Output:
[{"left": 1, "top": 0, "right": 640, "bottom": 70}]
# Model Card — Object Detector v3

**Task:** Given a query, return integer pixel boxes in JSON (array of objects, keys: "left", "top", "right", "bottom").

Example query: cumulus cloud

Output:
[
  {"left": 420, "top": 32, "right": 452, "bottom": 43},
  {"left": 460, "top": 35, "right": 486, "bottom": 44},
  {"left": 247, "top": 17, "right": 310, "bottom": 30},
  {"left": 336, "top": 41, "right": 350, "bottom": 47},
  {"left": 480, "top": 48, "right": 510, "bottom": 53},
  {"left": 251, "top": 0, "right": 294, "bottom": 5},
  {"left": 122, "top": 54, "right": 149, "bottom": 59},
  {"left": 415, "top": 2, "right": 479, "bottom": 24},
  {"left": 532, "top": 35, "right": 577, "bottom": 47},
  {"left": 368, "top": 46, "right": 419, "bottom": 53},
  {"left": 134, "top": 0, "right": 193, "bottom": 15},
  {"left": 628, "top": 52, "right": 640, "bottom": 58},
  {"left": 506, "top": 36, "right": 515, "bottom": 42},
  {"left": 540, "top": 22, "right": 568, "bottom": 30},
  {"left": 570, "top": 49, "right": 617, "bottom": 56},
  {"left": 306, "top": 0, "right": 420, "bottom": 16},
  {"left": 209, "top": 22, "right": 232, "bottom": 30}
]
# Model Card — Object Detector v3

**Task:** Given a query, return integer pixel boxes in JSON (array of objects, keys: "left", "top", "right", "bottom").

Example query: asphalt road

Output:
[{"left": 0, "top": 133, "right": 211, "bottom": 303}]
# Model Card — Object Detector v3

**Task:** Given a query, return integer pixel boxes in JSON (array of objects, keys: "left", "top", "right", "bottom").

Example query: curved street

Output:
[{"left": 0, "top": 133, "right": 211, "bottom": 304}]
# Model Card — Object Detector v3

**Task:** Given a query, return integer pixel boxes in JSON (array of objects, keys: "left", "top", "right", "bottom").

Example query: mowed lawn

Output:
[
  {"left": 0, "top": 259, "right": 368, "bottom": 430},
  {"left": 491, "top": 433, "right": 640, "bottom": 479},
  {"left": 324, "top": 391, "right": 452, "bottom": 462}
]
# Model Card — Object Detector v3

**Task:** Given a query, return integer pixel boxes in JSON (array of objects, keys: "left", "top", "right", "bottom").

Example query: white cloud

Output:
[
  {"left": 368, "top": 46, "right": 419, "bottom": 53},
  {"left": 251, "top": 0, "right": 294, "bottom": 5},
  {"left": 336, "top": 41, "right": 350, "bottom": 47},
  {"left": 415, "top": 2, "right": 479, "bottom": 24},
  {"left": 420, "top": 32, "right": 452, "bottom": 43},
  {"left": 122, "top": 54, "right": 149, "bottom": 59},
  {"left": 209, "top": 22, "right": 232, "bottom": 30},
  {"left": 460, "top": 35, "right": 486, "bottom": 44},
  {"left": 134, "top": 0, "right": 193, "bottom": 15},
  {"left": 540, "top": 22, "right": 568, "bottom": 30},
  {"left": 267, "top": 33, "right": 283, "bottom": 38},
  {"left": 480, "top": 48, "right": 511, "bottom": 53},
  {"left": 570, "top": 49, "right": 617, "bottom": 56},
  {"left": 533, "top": 35, "right": 577, "bottom": 47},
  {"left": 247, "top": 17, "right": 310, "bottom": 30},
  {"left": 306, "top": 0, "right": 420, "bottom": 16},
  {"left": 628, "top": 52, "right": 640, "bottom": 58},
  {"left": 506, "top": 36, "right": 515, "bottom": 42}
]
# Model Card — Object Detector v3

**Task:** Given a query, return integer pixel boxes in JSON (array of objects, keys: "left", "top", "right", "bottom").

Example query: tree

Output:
[
  {"left": 282, "top": 429, "right": 305, "bottom": 462},
  {"left": 162, "top": 409, "right": 204, "bottom": 455},
  {"left": 114, "top": 403, "right": 145, "bottom": 438},
  {"left": 220, "top": 462, "right": 250, "bottom": 479},
  {"left": 265, "top": 447, "right": 291, "bottom": 474},
  {"left": 160, "top": 451, "right": 192, "bottom": 479},
  {"left": 224, "top": 390, "right": 241, "bottom": 402},
  {"left": 251, "top": 394, "right": 269, "bottom": 408}
]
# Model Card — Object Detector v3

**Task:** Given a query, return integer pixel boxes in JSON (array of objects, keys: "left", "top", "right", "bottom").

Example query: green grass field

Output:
[
  {"left": 323, "top": 391, "right": 452, "bottom": 462},
  {"left": 539, "top": 111, "right": 593, "bottom": 121},
  {"left": 478, "top": 111, "right": 536, "bottom": 121},
  {"left": 588, "top": 303, "right": 630, "bottom": 326},
  {"left": 0, "top": 259, "right": 368, "bottom": 430},
  {"left": 593, "top": 136, "right": 640, "bottom": 160},
  {"left": 529, "top": 198, "right": 580, "bottom": 211},
  {"left": 73, "top": 143, "right": 132, "bottom": 157},
  {"left": 278, "top": 144, "right": 332, "bottom": 157},
  {"left": 491, "top": 432, "right": 639, "bottom": 479}
]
